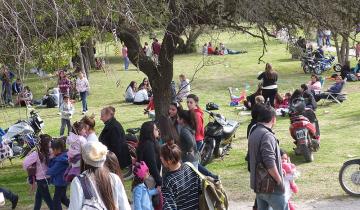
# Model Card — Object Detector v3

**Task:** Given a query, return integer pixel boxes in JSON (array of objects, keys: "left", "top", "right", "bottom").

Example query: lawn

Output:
[{"left": 1, "top": 32, "right": 360, "bottom": 209}]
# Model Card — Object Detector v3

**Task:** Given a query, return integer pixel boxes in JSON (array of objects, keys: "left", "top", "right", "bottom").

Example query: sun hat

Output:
[
  {"left": 133, "top": 161, "right": 149, "bottom": 180},
  {"left": 81, "top": 141, "right": 108, "bottom": 168}
]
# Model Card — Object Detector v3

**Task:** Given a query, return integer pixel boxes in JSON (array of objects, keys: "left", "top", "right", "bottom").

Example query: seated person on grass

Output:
[
  {"left": 133, "top": 86, "right": 150, "bottom": 105},
  {"left": 12, "top": 78, "right": 23, "bottom": 95},
  {"left": 315, "top": 75, "right": 344, "bottom": 102},
  {"left": 33, "top": 87, "right": 59, "bottom": 108},
  {"left": 275, "top": 92, "right": 291, "bottom": 109},
  {"left": 17, "top": 86, "right": 33, "bottom": 106},
  {"left": 243, "top": 83, "right": 262, "bottom": 110}
]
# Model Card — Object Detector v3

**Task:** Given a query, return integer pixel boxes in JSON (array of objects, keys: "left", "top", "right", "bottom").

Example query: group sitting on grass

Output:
[{"left": 202, "top": 42, "right": 246, "bottom": 56}]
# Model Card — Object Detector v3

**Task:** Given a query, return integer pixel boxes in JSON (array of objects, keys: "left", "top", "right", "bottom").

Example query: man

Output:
[
  {"left": 121, "top": 44, "right": 129, "bottom": 71},
  {"left": 248, "top": 104, "right": 287, "bottom": 210},
  {"left": 0, "top": 66, "right": 15, "bottom": 106},
  {"left": 315, "top": 75, "right": 344, "bottom": 102}
]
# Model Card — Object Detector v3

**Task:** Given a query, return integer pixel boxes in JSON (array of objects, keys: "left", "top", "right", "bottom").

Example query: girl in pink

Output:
[
  {"left": 281, "top": 150, "right": 299, "bottom": 210},
  {"left": 64, "top": 121, "right": 87, "bottom": 182},
  {"left": 23, "top": 134, "right": 53, "bottom": 210},
  {"left": 307, "top": 74, "right": 322, "bottom": 94}
]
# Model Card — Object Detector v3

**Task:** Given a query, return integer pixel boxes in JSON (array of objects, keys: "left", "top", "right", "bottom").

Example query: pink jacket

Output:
[
  {"left": 66, "top": 132, "right": 87, "bottom": 159},
  {"left": 307, "top": 81, "right": 322, "bottom": 93},
  {"left": 23, "top": 151, "right": 48, "bottom": 180}
]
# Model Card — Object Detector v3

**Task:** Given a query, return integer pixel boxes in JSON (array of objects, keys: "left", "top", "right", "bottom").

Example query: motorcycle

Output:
[
  {"left": 313, "top": 55, "right": 342, "bottom": 75},
  {"left": 200, "top": 103, "right": 240, "bottom": 166},
  {"left": 301, "top": 55, "right": 317, "bottom": 74},
  {"left": 339, "top": 158, "right": 360, "bottom": 196}
]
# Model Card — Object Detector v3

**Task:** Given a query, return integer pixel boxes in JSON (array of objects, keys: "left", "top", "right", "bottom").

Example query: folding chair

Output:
[{"left": 321, "top": 78, "right": 347, "bottom": 105}]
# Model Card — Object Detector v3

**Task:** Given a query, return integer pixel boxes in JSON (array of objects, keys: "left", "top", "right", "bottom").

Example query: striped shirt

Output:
[{"left": 162, "top": 164, "right": 201, "bottom": 210}]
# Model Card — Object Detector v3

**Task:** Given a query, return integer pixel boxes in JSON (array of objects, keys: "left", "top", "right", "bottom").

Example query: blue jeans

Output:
[
  {"left": 1, "top": 83, "right": 12, "bottom": 104},
  {"left": 256, "top": 192, "right": 288, "bottom": 210},
  {"left": 34, "top": 179, "right": 53, "bottom": 210},
  {"left": 80, "top": 91, "right": 88, "bottom": 112},
  {"left": 198, "top": 164, "right": 218, "bottom": 180},
  {"left": 53, "top": 186, "right": 69, "bottom": 210},
  {"left": 60, "top": 119, "right": 71, "bottom": 136},
  {"left": 124, "top": 57, "right": 129, "bottom": 70},
  {"left": 326, "top": 35, "right": 331, "bottom": 46},
  {"left": 196, "top": 140, "right": 203, "bottom": 151}
]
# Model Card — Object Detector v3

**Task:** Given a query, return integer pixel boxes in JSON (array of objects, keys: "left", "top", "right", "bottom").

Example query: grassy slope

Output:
[{"left": 1, "top": 32, "right": 360, "bottom": 209}]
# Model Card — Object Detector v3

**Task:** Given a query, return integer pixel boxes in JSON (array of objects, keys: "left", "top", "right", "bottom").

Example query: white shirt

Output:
[
  {"left": 86, "top": 132, "right": 98, "bottom": 142},
  {"left": 69, "top": 172, "right": 131, "bottom": 210},
  {"left": 178, "top": 79, "right": 191, "bottom": 99},
  {"left": 125, "top": 87, "right": 135, "bottom": 100},
  {"left": 145, "top": 46, "right": 152, "bottom": 57},
  {"left": 133, "top": 89, "right": 149, "bottom": 103},
  {"left": 76, "top": 77, "right": 90, "bottom": 93}
]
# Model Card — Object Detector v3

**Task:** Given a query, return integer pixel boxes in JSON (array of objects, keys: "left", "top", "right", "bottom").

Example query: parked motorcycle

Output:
[
  {"left": 339, "top": 158, "right": 360, "bottom": 196},
  {"left": 313, "top": 55, "right": 342, "bottom": 75},
  {"left": 200, "top": 103, "right": 240, "bottom": 166},
  {"left": 301, "top": 55, "right": 317, "bottom": 74}
]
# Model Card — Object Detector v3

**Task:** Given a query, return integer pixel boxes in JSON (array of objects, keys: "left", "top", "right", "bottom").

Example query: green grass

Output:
[{"left": 1, "top": 32, "right": 360, "bottom": 208}]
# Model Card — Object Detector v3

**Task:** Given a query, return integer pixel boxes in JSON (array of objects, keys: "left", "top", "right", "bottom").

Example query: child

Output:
[
  {"left": 64, "top": 121, "right": 87, "bottom": 182},
  {"left": 275, "top": 92, "right": 291, "bottom": 116},
  {"left": 75, "top": 72, "right": 90, "bottom": 114},
  {"left": 177, "top": 74, "right": 190, "bottom": 100},
  {"left": 281, "top": 150, "right": 299, "bottom": 210},
  {"left": 47, "top": 139, "right": 69, "bottom": 210},
  {"left": 59, "top": 95, "right": 74, "bottom": 136},
  {"left": 132, "top": 161, "right": 158, "bottom": 210},
  {"left": 23, "top": 134, "right": 53, "bottom": 210}
]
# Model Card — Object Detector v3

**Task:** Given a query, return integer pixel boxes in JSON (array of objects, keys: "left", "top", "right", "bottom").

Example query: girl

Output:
[
  {"left": 132, "top": 161, "right": 158, "bottom": 210},
  {"left": 65, "top": 121, "right": 87, "bottom": 182},
  {"left": 161, "top": 142, "right": 201, "bottom": 210},
  {"left": 157, "top": 115, "right": 179, "bottom": 145},
  {"left": 57, "top": 70, "right": 71, "bottom": 110},
  {"left": 47, "top": 139, "right": 69, "bottom": 210},
  {"left": 307, "top": 74, "right": 322, "bottom": 94},
  {"left": 125, "top": 81, "right": 137, "bottom": 102},
  {"left": 69, "top": 141, "right": 131, "bottom": 210},
  {"left": 138, "top": 78, "right": 152, "bottom": 96},
  {"left": 168, "top": 102, "right": 182, "bottom": 133},
  {"left": 81, "top": 115, "right": 98, "bottom": 142},
  {"left": 281, "top": 150, "right": 299, "bottom": 210},
  {"left": 59, "top": 95, "right": 74, "bottom": 136},
  {"left": 105, "top": 151, "right": 124, "bottom": 184},
  {"left": 186, "top": 94, "right": 204, "bottom": 151},
  {"left": 177, "top": 74, "right": 190, "bottom": 100},
  {"left": 23, "top": 134, "right": 53, "bottom": 210},
  {"left": 257, "top": 63, "right": 278, "bottom": 107},
  {"left": 76, "top": 72, "right": 90, "bottom": 114}
]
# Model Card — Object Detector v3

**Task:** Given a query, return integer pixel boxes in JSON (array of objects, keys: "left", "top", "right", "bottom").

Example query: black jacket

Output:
[
  {"left": 99, "top": 117, "right": 131, "bottom": 168},
  {"left": 136, "top": 140, "right": 162, "bottom": 187},
  {"left": 179, "top": 126, "right": 199, "bottom": 163},
  {"left": 257, "top": 72, "right": 278, "bottom": 87}
]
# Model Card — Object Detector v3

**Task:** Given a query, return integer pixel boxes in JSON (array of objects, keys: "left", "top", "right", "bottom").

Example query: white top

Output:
[
  {"left": 133, "top": 89, "right": 149, "bottom": 103},
  {"left": 86, "top": 132, "right": 99, "bottom": 142},
  {"left": 125, "top": 86, "right": 136, "bottom": 101},
  {"left": 60, "top": 102, "right": 75, "bottom": 120},
  {"left": 145, "top": 46, "right": 152, "bottom": 57},
  {"left": 76, "top": 77, "right": 90, "bottom": 93},
  {"left": 178, "top": 79, "right": 191, "bottom": 99},
  {"left": 69, "top": 172, "right": 131, "bottom": 210}
]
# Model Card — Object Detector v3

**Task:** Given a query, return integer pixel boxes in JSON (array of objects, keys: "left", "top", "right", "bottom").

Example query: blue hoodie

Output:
[{"left": 47, "top": 152, "right": 69, "bottom": 186}]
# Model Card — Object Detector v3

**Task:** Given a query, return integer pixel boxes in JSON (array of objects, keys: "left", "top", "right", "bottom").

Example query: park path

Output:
[{"left": 229, "top": 198, "right": 360, "bottom": 210}]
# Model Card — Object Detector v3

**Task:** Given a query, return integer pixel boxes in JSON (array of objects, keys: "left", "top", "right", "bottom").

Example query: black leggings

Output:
[
  {"left": 262, "top": 88, "right": 277, "bottom": 107},
  {"left": 133, "top": 100, "right": 149, "bottom": 105}
]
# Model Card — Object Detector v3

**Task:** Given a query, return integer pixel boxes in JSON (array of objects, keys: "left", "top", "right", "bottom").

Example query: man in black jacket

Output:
[{"left": 99, "top": 107, "right": 131, "bottom": 169}]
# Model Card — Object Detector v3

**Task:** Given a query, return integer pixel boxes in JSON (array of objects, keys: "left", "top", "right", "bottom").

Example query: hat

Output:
[
  {"left": 81, "top": 141, "right": 108, "bottom": 168},
  {"left": 133, "top": 161, "right": 149, "bottom": 180}
]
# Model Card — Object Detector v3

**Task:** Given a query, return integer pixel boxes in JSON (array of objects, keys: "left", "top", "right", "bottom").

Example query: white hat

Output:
[{"left": 81, "top": 141, "right": 108, "bottom": 168}]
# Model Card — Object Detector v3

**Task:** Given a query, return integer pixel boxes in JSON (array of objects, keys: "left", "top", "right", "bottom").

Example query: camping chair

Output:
[{"left": 321, "top": 78, "right": 347, "bottom": 105}]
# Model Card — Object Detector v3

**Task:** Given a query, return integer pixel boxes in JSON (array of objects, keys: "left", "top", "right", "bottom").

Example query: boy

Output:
[{"left": 59, "top": 95, "right": 74, "bottom": 136}]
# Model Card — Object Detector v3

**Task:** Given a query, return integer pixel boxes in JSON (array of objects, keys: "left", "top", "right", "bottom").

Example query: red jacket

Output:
[
  {"left": 152, "top": 42, "right": 161, "bottom": 55},
  {"left": 193, "top": 107, "right": 205, "bottom": 142},
  {"left": 289, "top": 115, "right": 320, "bottom": 141}
]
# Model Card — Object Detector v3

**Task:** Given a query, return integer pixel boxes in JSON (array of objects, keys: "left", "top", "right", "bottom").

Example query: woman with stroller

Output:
[{"left": 257, "top": 63, "right": 278, "bottom": 107}]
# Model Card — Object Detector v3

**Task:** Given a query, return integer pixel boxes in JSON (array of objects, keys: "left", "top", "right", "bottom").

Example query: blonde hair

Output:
[{"left": 81, "top": 114, "right": 96, "bottom": 131}]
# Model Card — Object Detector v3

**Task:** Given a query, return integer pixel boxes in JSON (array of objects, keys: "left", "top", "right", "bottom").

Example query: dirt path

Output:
[{"left": 229, "top": 198, "right": 360, "bottom": 210}]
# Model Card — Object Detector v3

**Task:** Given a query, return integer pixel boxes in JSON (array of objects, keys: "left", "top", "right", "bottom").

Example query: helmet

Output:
[
  {"left": 290, "top": 97, "right": 305, "bottom": 115},
  {"left": 133, "top": 161, "right": 149, "bottom": 180},
  {"left": 206, "top": 102, "right": 219, "bottom": 111}
]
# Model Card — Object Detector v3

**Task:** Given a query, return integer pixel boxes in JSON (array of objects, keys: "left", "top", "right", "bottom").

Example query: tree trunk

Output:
[
  {"left": 175, "top": 26, "right": 204, "bottom": 54},
  {"left": 85, "top": 38, "right": 96, "bottom": 69},
  {"left": 334, "top": 33, "right": 341, "bottom": 63}
]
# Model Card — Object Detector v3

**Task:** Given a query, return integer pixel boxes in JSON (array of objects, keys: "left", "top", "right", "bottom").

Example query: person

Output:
[
  {"left": 105, "top": 151, "right": 124, "bottom": 184},
  {"left": 248, "top": 104, "right": 287, "bottom": 210},
  {"left": 138, "top": 78, "right": 152, "bottom": 96},
  {"left": 81, "top": 115, "right": 98, "bottom": 142},
  {"left": 356, "top": 42, "right": 360, "bottom": 60},
  {"left": 125, "top": 81, "right": 137, "bottom": 102},
  {"left": 313, "top": 46, "right": 324, "bottom": 60},
  {"left": 99, "top": 106, "right": 131, "bottom": 169},
  {"left": 352, "top": 59, "right": 360, "bottom": 74},
  {"left": 57, "top": 70, "right": 71, "bottom": 110},
  {"left": 177, "top": 74, "right": 191, "bottom": 100},
  {"left": 207, "top": 42, "right": 215, "bottom": 55},
  {"left": 59, "top": 95, "right": 74, "bottom": 136},
  {"left": 0, "top": 187, "right": 18, "bottom": 209},
  {"left": 202, "top": 43, "right": 208, "bottom": 55},
  {"left": 136, "top": 121, "right": 162, "bottom": 188},
  {"left": 132, "top": 161, "right": 159, "bottom": 210},
  {"left": 247, "top": 96, "right": 265, "bottom": 138},
  {"left": 324, "top": 30, "right": 331, "bottom": 47},
  {"left": 152, "top": 38, "right": 161, "bottom": 64},
  {"left": 157, "top": 115, "right": 179, "bottom": 145},
  {"left": 47, "top": 139, "right": 69, "bottom": 210},
  {"left": 168, "top": 102, "right": 183, "bottom": 133},
  {"left": 281, "top": 150, "right": 298, "bottom": 210},
  {"left": 12, "top": 78, "right": 23, "bottom": 95},
  {"left": 316, "top": 29, "right": 323, "bottom": 47},
  {"left": 23, "top": 134, "right": 53, "bottom": 210},
  {"left": 257, "top": 63, "right": 278, "bottom": 107},
  {"left": 186, "top": 94, "right": 204, "bottom": 151},
  {"left": 143, "top": 42, "right": 152, "bottom": 57},
  {"left": 64, "top": 122, "right": 87, "bottom": 182},
  {"left": 0, "top": 66, "right": 15, "bottom": 105},
  {"left": 340, "top": 61, "right": 351, "bottom": 80},
  {"left": 161, "top": 143, "right": 201, "bottom": 209},
  {"left": 76, "top": 72, "right": 90, "bottom": 114},
  {"left": 296, "top": 37, "right": 306, "bottom": 51},
  {"left": 275, "top": 93, "right": 291, "bottom": 109},
  {"left": 307, "top": 74, "right": 322, "bottom": 95},
  {"left": 300, "top": 85, "right": 317, "bottom": 110},
  {"left": 69, "top": 141, "right": 131, "bottom": 210},
  {"left": 17, "top": 86, "right": 33, "bottom": 106},
  {"left": 315, "top": 75, "right": 344, "bottom": 102},
  {"left": 122, "top": 44, "right": 130, "bottom": 71},
  {"left": 36, "top": 88, "right": 59, "bottom": 108},
  {"left": 133, "top": 86, "right": 150, "bottom": 105},
  {"left": 243, "top": 83, "right": 262, "bottom": 110}
]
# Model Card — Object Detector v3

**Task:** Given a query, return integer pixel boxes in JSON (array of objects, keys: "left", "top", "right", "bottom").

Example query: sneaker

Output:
[
  {"left": 11, "top": 194, "right": 18, "bottom": 209},
  {"left": 82, "top": 111, "right": 87, "bottom": 115},
  {"left": 9, "top": 102, "right": 14, "bottom": 107}
]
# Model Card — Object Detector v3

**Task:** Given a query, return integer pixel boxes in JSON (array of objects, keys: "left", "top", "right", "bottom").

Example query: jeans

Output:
[
  {"left": 325, "top": 35, "right": 331, "bottom": 46},
  {"left": 256, "top": 192, "right": 288, "bottom": 210},
  {"left": 262, "top": 88, "right": 278, "bottom": 107},
  {"left": 59, "top": 93, "right": 64, "bottom": 111},
  {"left": 196, "top": 141, "right": 203, "bottom": 151},
  {"left": 60, "top": 119, "right": 71, "bottom": 136},
  {"left": 0, "top": 187, "right": 17, "bottom": 202},
  {"left": 198, "top": 164, "right": 218, "bottom": 180},
  {"left": 80, "top": 91, "right": 88, "bottom": 112},
  {"left": 53, "top": 186, "right": 69, "bottom": 210},
  {"left": 1, "top": 83, "right": 12, "bottom": 104},
  {"left": 124, "top": 56, "right": 129, "bottom": 70},
  {"left": 34, "top": 179, "right": 53, "bottom": 210}
]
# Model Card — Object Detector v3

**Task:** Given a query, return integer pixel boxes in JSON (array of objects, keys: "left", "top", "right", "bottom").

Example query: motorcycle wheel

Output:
[
  {"left": 300, "top": 144, "right": 313, "bottom": 162},
  {"left": 334, "top": 64, "right": 342, "bottom": 72},
  {"left": 200, "top": 138, "right": 215, "bottom": 166},
  {"left": 303, "top": 65, "right": 312, "bottom": 74},
  {"left": 339, "top": 160, "right": 360, "bottom": 197},
  {"left": 313, "top": 66, "right": 322, "bottom": 75}
]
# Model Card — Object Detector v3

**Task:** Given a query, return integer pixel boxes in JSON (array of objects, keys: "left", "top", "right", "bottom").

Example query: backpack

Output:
[
  {"left": 185, "top": 162, "right": 229, "bottom": 210},
  {"left": 78, "top": 174, "right": 106, "bottom": 210}
]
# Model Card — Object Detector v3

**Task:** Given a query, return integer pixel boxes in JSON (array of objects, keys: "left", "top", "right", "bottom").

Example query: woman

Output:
[
  {"left": 69, "top": 141, "right": 131, "bottom": 210},
  {"left": 125, "top": 81, "right": 137, "bottom": 102},
  {"left": 17, "top": 86, "right": 33, "bottom": 106},
  {"left": 307, "top": 74, "right": 322, "bottom": 95},
  {"left": 161, "top": 143, "right": 201, "bottom": 210},
  {"left": 133, "top": 86, "right": 150, "bottom": 105},
  {"left": 76, "top": 72, "right": 90, "bottom": 114},
  {"left": 157, "top": 115, "right": 179, "bottom": 145},
  {"left": 57, "top": 70, "right": 71, "bottom": 110},
  {"left": 243, "top": 83, "right": 262, "bottom": 110},
  {"left": 99, "top": 107, "right": 131, "bottom": 169},
  {"left": 105, "top": 151, "right": 124, "bottom": 184},
  {"left": 168, "top": 102, "right": 182, "bottom": 133},
  {"left": 186, "top": 94, "right": 204, "bottom": 151},
  {"left": 138, "top": 78, "right": 152, "bottom": 96},
  {"left": 136, "top": 121, "right": 162, "bottom": 187},
  {"left": 81, "top": 115, "right": 98, "bottom": 142},
  {"left": 257, "top": 63, "right": 278, "bottom": 107}
]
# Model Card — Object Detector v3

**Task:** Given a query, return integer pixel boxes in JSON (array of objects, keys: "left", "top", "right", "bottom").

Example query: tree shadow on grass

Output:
[{"left": 277, "top": 58, "right": 297, "bottom": 63}]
